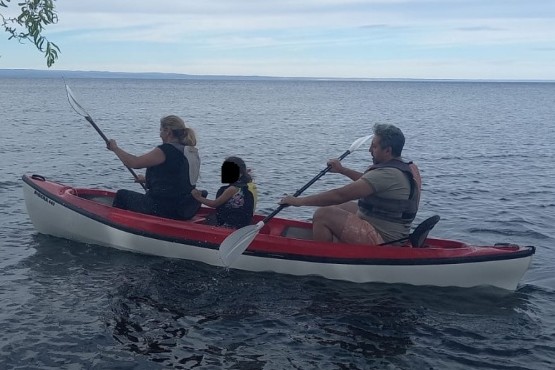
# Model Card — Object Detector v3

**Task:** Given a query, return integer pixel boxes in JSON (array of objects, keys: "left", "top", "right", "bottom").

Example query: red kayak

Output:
[{"left": 22, "top": 174, "right": 535, "bottom": 291}]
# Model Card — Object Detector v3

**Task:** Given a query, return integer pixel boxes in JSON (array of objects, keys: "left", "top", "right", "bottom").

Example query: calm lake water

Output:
[{"left": 1, "top": 77, "right": 554, "bottom": 369}]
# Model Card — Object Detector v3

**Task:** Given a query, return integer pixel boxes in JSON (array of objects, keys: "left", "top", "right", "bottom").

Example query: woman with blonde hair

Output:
[{"left": 107, "top": 114, "right": 202, "bottom": 220}]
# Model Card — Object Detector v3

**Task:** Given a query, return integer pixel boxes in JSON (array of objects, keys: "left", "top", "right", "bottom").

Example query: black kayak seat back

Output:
[
  {"left": 379, "top": 215, "right": 440, "bottom": 248},
  {"left": 409, "top": 215, "right": 440, "bottom": 248}
]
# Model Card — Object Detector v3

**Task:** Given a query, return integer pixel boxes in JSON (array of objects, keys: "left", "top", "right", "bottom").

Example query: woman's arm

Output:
[{"left": 107, "top": 139, "right": 165, "bottom": 169}]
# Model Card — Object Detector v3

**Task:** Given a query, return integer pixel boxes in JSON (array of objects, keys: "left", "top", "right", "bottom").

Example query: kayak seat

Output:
[
  {"left": 409, "top": 215, "right": 440, "bottom": 248},
  {"left": 281, "top": 226, "right": 313, "bottom": 240},
  {"left": 379, "top": 215, "right": 440, "bottom": 248}
]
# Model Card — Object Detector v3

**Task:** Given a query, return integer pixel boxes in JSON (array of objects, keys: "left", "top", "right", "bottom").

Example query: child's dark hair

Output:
[{"left": 221, "top": 156, "right": 252, "bottom": 184}]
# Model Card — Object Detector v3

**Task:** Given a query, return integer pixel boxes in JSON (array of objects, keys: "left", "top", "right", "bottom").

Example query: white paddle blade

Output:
[
  {"left": 349, "top": 134, "right": 373, "bottom": 152},
  {"left": 65, "top": 84, "right": 90, "bottom": 118},
  {"left": 219, "top": 221, "right": 264, "bottom": 267}
]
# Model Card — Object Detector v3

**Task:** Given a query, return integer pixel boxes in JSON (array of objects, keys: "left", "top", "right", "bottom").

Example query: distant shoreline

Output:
[{"left": 0, "top": 68, "right": 552, "bottom": 83}]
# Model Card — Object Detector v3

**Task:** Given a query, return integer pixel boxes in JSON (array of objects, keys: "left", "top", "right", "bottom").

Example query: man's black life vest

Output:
[{"left": 357, "top": 159, "right": 420, "bottom": 223}]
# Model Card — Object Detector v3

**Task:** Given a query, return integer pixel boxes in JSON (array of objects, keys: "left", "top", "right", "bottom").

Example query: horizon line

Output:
[{"left": 0, "top": 68, "right": 553, "bottom": 83}]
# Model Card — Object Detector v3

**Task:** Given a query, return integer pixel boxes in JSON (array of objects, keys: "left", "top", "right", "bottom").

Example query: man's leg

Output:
[
  {"left": 312, "top": 201, "right": 384, "bottom": 245},
  {"left": 312, "top": 204, "right": 352, "bottom": 242}
]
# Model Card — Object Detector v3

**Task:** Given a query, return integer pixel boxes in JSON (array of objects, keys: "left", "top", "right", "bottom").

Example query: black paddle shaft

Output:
[
  {"left": 85, "top": 116, "right": 110, "bottom": 143},
  {"left": 85, "top": 116, "right": 147, "bottom": 191},
  {"left": 65, "top": 83, "right": 146, "bottom": 191},
  {"left": 261, "top": 149, "right": 352, "bottom": 223}
]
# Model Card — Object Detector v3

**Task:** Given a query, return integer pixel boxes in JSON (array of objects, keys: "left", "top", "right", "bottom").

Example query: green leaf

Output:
[{"left": 2, "top": 0, "right": 60, "bottom": 66}]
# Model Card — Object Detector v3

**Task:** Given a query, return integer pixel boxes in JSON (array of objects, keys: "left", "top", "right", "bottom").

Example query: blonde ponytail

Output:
[{"left": 160, "top": 115, "right": 197, "bottom": 147}]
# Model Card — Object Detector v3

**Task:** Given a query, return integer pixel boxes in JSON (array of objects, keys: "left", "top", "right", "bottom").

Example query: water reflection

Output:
[
  {"left": 4, "top": 232, "right": 550, "bottom": 369},
  {"left": 103, "top": 262, "right": 539, "bottom": 369}
]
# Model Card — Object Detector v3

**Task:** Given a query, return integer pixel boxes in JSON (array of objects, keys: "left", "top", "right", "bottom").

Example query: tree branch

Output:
[{"left": 1, "top": 0, "right": 60, "bottom": 67}]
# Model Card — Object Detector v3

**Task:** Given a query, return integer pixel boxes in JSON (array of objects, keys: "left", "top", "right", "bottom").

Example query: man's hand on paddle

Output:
[{"left": 327, "top": 158, "right": 344, "bottom": 174}]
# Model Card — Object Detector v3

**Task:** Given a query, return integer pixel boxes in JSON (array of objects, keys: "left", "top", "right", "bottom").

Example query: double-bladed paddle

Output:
[
  {"left": 64, "top": 82, "right": 147, "bottom": 191},
  {"left": 219, "top": 134, "right": 373, "bottom": 267}
]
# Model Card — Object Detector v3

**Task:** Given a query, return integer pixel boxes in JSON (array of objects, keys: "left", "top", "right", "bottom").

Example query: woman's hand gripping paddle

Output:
[
  {"left": 64, "top": 82, "right": 147, "bottom": 191},
  {"left": 219, "top": 134, "right": 373, "bottom": 267}
]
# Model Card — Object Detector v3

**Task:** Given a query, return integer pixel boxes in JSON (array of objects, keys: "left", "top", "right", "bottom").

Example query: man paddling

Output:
[{"left": 280, "top": 123, "right": 421, "bottom": 245}]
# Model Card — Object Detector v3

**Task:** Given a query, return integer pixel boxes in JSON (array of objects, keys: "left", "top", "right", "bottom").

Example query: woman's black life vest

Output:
[{"left": 145, "top": 143, "right": 195, "bottom": 199}]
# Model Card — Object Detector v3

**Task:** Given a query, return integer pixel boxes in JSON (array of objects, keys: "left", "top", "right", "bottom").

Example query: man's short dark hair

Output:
[{"left": 373, "top": 123, "right": 405, "bottom": 157}]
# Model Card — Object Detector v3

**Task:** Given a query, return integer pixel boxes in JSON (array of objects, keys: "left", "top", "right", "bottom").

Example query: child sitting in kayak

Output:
[{"left": 192, "top": 156, "right": 257, "bottom": 228}]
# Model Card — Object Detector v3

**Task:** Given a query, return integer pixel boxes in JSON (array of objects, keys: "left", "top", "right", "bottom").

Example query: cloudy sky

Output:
[{"left": 1, "top": 0, "right": 554, "bottom": 80}]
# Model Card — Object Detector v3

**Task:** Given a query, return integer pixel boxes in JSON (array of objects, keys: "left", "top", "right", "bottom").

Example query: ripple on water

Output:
[{"left": 2, "top": 78, "right": 555, "bottom": 369}]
